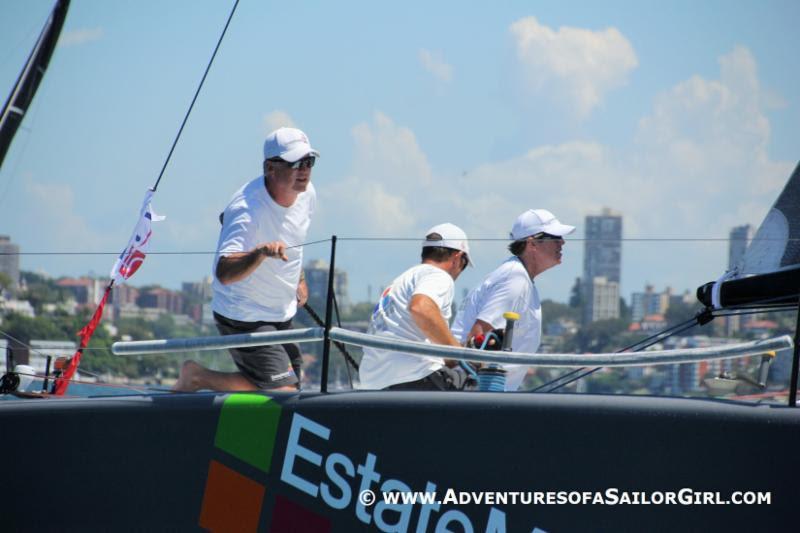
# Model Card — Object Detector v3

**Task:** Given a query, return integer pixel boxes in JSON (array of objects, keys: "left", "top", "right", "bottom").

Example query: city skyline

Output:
[
  {"left": 1, "top": 2, "right": 799, "bottom": 304},
  {"left": 0, "top": 214, "right": 770, "bottom": 307}
]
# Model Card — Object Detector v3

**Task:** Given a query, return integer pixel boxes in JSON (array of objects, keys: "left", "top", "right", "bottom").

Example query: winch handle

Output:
[{"left": 502, "top": 312, "right": 520, "bottom": 352}]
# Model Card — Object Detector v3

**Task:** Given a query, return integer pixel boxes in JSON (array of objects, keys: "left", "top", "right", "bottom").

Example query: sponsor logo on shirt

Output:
[{"left": 372, "top": 286, "right": 392, "bottom": 320}]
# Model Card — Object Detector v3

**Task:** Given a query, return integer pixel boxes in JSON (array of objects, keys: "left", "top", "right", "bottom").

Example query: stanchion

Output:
[{"left": 320, "top": 236, "right": 337, "bottom": 393}]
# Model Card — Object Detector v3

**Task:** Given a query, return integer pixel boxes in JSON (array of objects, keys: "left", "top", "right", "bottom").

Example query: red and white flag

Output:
[
  {"left": 110, "top": 188, "right": 165, "bottom": 283},
  {"left": 53, "top": 188, "right": 164, "bottom": 395}
]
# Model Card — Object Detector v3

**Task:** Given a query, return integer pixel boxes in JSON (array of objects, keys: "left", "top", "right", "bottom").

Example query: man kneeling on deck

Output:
[
  {"left": 359, "top": 223, "right": 472, "bottom": 391},
  {"left": 174, "top": 127, "right": 319, "bottom": 392}
]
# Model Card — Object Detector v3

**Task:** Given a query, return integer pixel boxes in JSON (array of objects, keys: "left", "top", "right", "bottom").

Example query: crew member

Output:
[
  {"left": 451, "top": 209, "right": 575, "bottom": 390},
  {"left": 174, "top": 127, "right": 319, "bottom": 391},
  {"left": 359, "top": 223, "right": 472, "bottom": 390}
]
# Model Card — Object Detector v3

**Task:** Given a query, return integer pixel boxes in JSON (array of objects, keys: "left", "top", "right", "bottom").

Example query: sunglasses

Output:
[
  {"left": 532, "top": 233, "right": 562, "bottom": 241},
  {"left": 270, "top": 156, "right": 316, "bottom": 170}
]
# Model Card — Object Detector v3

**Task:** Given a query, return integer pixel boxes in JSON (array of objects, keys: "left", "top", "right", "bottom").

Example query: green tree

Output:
[
  {"left": 664, "top": 299, "right": 702, "bottom": 336},
  {"left": 568, "top": 277, "right": 583, "bottom": 308},
  {"left": 0, "top": 272, "right": 13, "bottom": 291},
  {"left": 566, "top": 318, "right": 630, "bottom": 353}
]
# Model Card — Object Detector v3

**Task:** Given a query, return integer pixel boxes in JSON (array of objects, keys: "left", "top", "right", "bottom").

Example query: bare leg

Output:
[{"left": 173, "top": 360, "right": 295, "bottom": 392}]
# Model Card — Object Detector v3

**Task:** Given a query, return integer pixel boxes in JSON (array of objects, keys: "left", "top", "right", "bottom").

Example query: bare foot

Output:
[{"left": 173, "top": 360, "right": 202, "bottom": 392}]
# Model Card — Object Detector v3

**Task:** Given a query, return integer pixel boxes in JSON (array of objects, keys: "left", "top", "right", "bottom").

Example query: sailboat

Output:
[{"left": 1, "top": 2, "right": 799, "bottom": 531}]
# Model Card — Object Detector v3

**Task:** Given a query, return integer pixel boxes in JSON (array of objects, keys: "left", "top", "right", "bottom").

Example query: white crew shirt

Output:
[
  {"left": 359, "top": 264, "right": 455, "bottom": 390},
  {"left": 211, "top": 177, "right": 316, "bottom": 322},
  {"left": 451, "top": 256, "right": 541, "bottom": 391}
]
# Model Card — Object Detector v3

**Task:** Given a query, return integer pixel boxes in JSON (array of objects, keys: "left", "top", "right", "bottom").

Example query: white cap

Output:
[
  {"left": 510, "top": 209, "right": 575, "bottom": 241},
  {"left": 263, "top": 127, "right": 320, "bottom": 163},
  {"left": 422, "top": 222, "right": 473, "bottom": 266}
]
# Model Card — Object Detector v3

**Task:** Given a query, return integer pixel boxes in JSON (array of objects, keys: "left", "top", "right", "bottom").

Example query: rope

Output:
[
  {"left": 330, "top": 289, "right": 354, "bottom": 388},
  {"left": 151, "top": 0, "right": 240, "bottom": 192},
  {"left": 2, "top": 369, "right": 167, "bottom": 394},
  {"left": 5, "top": 236, "right": 798, "bottom": 256},
  {"left": 0, "top": 238, "right": 332, "bottom": 256},
  {"left": 529, "top": 314, "right": 702, "bottom": 393}
]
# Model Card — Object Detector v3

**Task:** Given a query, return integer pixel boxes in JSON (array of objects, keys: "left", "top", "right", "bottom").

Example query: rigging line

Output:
[
  {"left": 542, "top": 319, "right": 704, "bottom": 393},
  {"left": 2, "top": 369, "right": 165, "bottom": 393},
  {"left": 151, "top": 0, "right": 239, "bottom": 192},
  {"left": 337, "top": 237, "right": 800, "bottom": 242},
  {"left": 331, "top": 288, "right": 354, "bottom": 387},
  {"left": 0, "top": 238, "right": 332, "bottom": 256},
  {"left": 0, "top": 327, "right": 189, "bottom": 357},
  {"left": 0, "top": 328, "right": 76, "bottom": 363},
  {"left": 529, "top": 314, "right": 701, "bottom": 393},
  {"left": 302, "top": 302, "right": 359, "bottom": 371}
]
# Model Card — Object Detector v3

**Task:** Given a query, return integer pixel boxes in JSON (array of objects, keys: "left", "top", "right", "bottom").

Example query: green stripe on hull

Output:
[{"left": 214, "top": 393, "right": 282, "bottom": 472}]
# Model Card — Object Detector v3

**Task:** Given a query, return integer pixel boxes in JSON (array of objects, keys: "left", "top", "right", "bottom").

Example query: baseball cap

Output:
[
  {"left": 510, "top": 209, "right": 575, "bottom": 241},
  {"left": 263, "top": 127, "right": 320, "bottom": 163},
  {"left": 422, "top": 222, "right": 473, "bottom": 266}
]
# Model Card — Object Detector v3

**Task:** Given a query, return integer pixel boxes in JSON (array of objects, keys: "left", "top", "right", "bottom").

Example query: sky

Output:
[{"left": 1, "top": 0, "right": 799, "bottom": 305}]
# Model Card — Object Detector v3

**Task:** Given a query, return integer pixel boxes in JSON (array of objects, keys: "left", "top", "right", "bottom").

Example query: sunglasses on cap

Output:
[{"left": 270, "top": 156, "right": 316, "bottom": 170}]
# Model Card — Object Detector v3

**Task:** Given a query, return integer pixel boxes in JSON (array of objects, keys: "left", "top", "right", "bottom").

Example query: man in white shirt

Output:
[
  {"left": 359, "top": 223, "right": 472, "bottom": 390},
  {"left": 174, "top": 127, "right": 319, "bottom": 392},
  {"left": 451, "top": 209, "right": 575, "bottom": 391}
]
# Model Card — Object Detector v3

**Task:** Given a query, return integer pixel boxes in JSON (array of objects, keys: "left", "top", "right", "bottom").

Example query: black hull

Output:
[{"left": 1, "top": 391, "right": 798, "bottom": 532}]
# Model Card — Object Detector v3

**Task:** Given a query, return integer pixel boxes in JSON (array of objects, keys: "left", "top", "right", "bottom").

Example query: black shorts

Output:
[
  {"left": 385, "top": 366, "right": 472, "bottom": 391},
  {"left": 214, "top": 312, "right": 302, "bottom": 390}
]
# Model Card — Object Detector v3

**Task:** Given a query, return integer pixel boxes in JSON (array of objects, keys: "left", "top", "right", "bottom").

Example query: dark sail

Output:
[
  {"left": 697, "top": 161, "right": 800, "bottom": 308},
  {"left": 0, "top": 0, "right": 70, "bottom": 169}
]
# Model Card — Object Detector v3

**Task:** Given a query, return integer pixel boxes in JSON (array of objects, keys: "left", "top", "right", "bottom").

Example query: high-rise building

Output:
[
  {"left": 587, "top": 276, "right": 620, "bottom": 322},
  {"left": 0, "top": 235, "right": 20, "bottom": 291},
  {"left": 728, "top": 224, "right": 753, "bottom": 271},
  {"left": 304, "top": 259, "right": 349, "bottom": 308},
  {"left": 582, "top": 209, "right": 622, "bottom": 323},
  {"left": 182, "top": 276, "right": 213, "bottom": 302},
  {"left": 631, "top": 284, "right": 672, "bottom": 322}
]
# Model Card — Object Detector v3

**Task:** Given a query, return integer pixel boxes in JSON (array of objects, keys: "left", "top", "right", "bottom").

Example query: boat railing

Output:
[
  {"left": 112, "top": 326, "right": 792, "bottom": 368},
  {"left": 111, "top": 327, "right": 325, "bottom": 355}
]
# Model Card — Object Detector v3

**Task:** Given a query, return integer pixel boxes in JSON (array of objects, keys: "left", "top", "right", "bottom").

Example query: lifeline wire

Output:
[
  {"left": 538, "top": 304, "right": 797, "bottom": 394},
  {"left": 530, "top": 314, "right": 701, "bottom": 393},
  {"left": 0, "top": 238, "right": 332, "bottom": 256},
  {"left": 331, "top": 289, "right": 354, "bottom": 388},
  {"left": 541, "top": 318, "right": 703, "bottom": 393}
]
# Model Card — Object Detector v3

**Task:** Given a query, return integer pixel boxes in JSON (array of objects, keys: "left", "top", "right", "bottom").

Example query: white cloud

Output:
[
  {"left": 509, "top": 16, "right": 638, "bottom": 118},
  {"left": 319, "top": 112, "right": 434, "bottom": 237},
  {"left": 59, "top": 28, "right": 104, "bottom": 47},
  {"left": 418, "top": 48, "right": 453, "bottom": 83},
  {"left": 263, "top": 110, "right": 297, "bottom": 135},
  {"left": 635, "top": 46, "right": 791, "bottom": 225},
  {"left": 310, "top": 45, "right": 791, "bottom": 300},
  {"left": 23, "top": 182, "right": 99, "bottom": 246},
  {"left": 448, "top": 46, "right": 793, "bottom": 296}
]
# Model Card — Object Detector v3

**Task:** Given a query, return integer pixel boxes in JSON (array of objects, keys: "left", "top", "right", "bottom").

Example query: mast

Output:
[{"left": 0, "top": 0, "right": 71, "bottom": 170}]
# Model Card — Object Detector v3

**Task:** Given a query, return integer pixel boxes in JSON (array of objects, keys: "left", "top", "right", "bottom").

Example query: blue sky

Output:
[{"left": 1, "top": 0, "right": 799, "bottom": 304}]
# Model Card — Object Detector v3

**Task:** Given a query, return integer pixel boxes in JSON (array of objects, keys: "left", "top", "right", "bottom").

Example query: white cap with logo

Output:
[
  {"left": 510, "top": 209, "right": 575, "bottom": 241},
  {"left": 422, "top": 222, "right": 473, "bottom": 266},
  {"left": 263, "top": 127, "right": 320, "bottom": 163}
]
